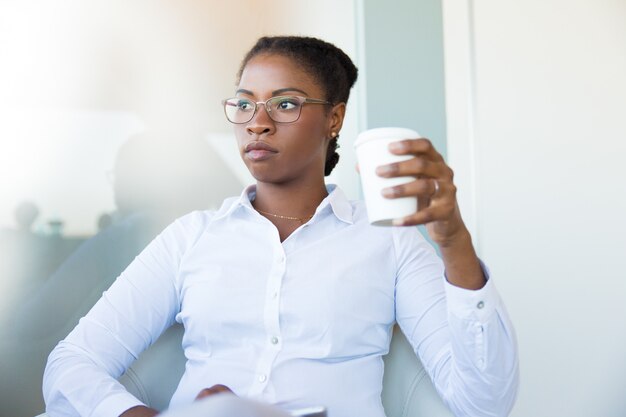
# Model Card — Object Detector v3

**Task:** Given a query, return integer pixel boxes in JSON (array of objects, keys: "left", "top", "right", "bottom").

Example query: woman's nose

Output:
[{"left": 246, "top": 104, "right": 275, "bottom": 135}]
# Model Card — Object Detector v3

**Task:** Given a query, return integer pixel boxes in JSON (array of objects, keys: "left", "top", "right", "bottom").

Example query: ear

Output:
[{"left": 327, "top": 102, "right": 346, "bottom": 137}]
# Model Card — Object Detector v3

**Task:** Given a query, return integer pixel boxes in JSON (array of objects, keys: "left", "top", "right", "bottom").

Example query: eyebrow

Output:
[{"left": 235, "top": 87, "right": 310, "bottom": 97}]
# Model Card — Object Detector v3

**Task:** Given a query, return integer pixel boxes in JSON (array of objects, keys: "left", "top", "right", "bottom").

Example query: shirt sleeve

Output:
[
  {"left": 42, "top": 212, "right": 206, "bottom": 417},
  {"left": 392, "top": 227, "right": 519, "bottom": 417}
]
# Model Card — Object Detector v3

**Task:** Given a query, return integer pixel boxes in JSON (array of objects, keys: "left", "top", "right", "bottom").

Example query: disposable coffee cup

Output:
[{"left": 354, "top": 127, "right": 420, "bottom": 226}]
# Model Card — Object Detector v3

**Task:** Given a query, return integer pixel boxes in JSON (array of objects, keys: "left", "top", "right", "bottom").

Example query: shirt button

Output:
[
  {"left": 477, "top": 301, "right": 485, "bottom": 309},
  {"left": 477, "top": 358, "right": 485, "bottom": 367},
  {"left": 272, "top": 291, "right": 278, "bottom": 299},
  {"left": 271, "top": 336, "right": 279, "bottom": 345},
  {"left": 258, "top": 374, "right": 267, "bottom": 383}
]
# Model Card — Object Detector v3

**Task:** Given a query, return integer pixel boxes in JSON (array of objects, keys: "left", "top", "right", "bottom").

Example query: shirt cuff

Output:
[
  {"left": 444, "top": 261, "right": 501, "bottom": 323},
  {"left": 91, "top": 391, "right": 145, "bottom": 417}
]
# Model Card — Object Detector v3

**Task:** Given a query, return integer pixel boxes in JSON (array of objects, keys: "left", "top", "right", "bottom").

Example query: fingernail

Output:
[
  {"left": 381, "top": 187, "right": 395, "bottom": 198},
  {"left": 389, "top": 142, "right": 405, "bottom": 152},
  {"left": 392, "top": 218, "right": 405, "bottom": 226},
  {"left": 376, "top": 165, "right": 393, "bottom": 176}
]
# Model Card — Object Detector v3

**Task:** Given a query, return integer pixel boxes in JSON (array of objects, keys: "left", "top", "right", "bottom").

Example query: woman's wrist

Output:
[{"left": 439, "top": 230, "right": 486, "bottom": 290}]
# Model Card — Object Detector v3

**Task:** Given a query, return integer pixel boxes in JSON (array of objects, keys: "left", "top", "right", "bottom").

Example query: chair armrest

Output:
[{"left": 382, "top": 326, "right": 454, "bottom": 417}]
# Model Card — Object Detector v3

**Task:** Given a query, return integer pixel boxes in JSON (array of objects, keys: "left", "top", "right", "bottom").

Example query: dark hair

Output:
[{"left": 238, "top": 36, "right": 358, "bottom": 176}]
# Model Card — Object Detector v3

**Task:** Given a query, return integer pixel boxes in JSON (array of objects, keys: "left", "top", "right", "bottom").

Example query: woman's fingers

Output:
[
  {"left": 388, "top": 138, "right": 445, "bottom": 162},
  {"left": 376, "top": 138, "right": 453, "bottom": 181},
  {"left": 382, "top": 179, "right": 457, "bottom": 227},
  {"left": 195, "top": 384, "right": 234, "bottom": 400},
  {"left": 376, "top": 157, "right": 452, "bottom": 180},
  {"left": 391, "top": 199, "right": 457, "bottom": 227},
  {"left": 382, "top": 177, "right": 450, "bottom": 199},
  {"left": 377, "top": 156, "right": 431, "bottom": 178},
  {"left": 392, "top": 209, "right": 437, "bottom": 227},
  {"left": 372, "top": 137, "right": 462, "bottom": 228}
]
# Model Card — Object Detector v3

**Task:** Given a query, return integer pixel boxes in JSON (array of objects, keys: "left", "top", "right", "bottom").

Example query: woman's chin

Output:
[{"left": 248, "top": 169, "right": 279, "bottom": 184}]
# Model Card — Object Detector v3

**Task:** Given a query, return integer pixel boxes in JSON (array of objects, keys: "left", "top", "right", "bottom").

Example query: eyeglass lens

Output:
[{"left": 224, "top": 97, "right": 303, "bottom": 124}]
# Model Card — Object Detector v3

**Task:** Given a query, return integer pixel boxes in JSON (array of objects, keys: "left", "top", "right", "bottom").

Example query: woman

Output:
[{"left": 43, "top": 36, "right": 518, "bottom": 417}]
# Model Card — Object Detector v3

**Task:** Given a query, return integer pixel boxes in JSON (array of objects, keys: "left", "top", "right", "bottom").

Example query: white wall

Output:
[
  {"left": 0, "top": 0, "right": 359, "bottom": 235},
  {"left": 443, "top": 1, "right": 626, "bottom": 416}
]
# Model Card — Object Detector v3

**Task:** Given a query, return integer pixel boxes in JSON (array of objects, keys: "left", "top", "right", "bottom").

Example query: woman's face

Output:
[{"left": 233, "top": 53, "right": 343, "bottom": 185}]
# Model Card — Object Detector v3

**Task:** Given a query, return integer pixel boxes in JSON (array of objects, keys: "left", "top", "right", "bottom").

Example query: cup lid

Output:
[{"left": 353, "top": 127, "right": 421, "bottom": 148}]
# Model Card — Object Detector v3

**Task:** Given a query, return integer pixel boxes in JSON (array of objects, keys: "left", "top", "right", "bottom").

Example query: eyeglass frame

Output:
[{"left": 222, "top": 95, "right": 333, "bottom": 124}]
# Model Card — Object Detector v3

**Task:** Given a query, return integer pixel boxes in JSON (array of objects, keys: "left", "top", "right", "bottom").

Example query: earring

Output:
[{"left": 331, "top": 131, "right": 338, "bottom": 138}]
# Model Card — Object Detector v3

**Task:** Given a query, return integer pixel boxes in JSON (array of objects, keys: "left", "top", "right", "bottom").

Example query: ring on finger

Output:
[{"left": 433, "top": 179, "right": 440, "bottom": 195}]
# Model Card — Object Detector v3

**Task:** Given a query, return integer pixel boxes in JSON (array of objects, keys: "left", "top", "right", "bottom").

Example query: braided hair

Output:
[{"left": 238, "top": 36, "right": 358, "bottom": 176}]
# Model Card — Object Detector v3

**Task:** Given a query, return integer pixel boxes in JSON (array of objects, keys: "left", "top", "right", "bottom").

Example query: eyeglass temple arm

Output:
[{"left": 303, "top": 98, "right": 332, "bottom": 105}]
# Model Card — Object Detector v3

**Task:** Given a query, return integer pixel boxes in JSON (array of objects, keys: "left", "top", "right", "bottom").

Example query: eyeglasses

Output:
[{"left": 222, "top": 95, "right": 331, "bottom": 124}]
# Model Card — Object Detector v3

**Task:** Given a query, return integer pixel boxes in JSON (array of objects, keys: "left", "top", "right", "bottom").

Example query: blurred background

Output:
[{"left": 0, "top": 0, "right": 624, "bottom": 416}]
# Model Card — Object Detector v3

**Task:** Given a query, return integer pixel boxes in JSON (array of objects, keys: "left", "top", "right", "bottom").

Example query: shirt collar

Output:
[
  {"left": 322, "top": 184, "right": 354, "bottom": 224},
  {"left": 213, "top": 184, "right": 354, "bottom": 225}
]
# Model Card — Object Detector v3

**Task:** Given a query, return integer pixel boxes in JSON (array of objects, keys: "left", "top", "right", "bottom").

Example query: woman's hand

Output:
[
  {"left": 376, "top": 138, "right": 465, "bottom": 247},
  {"left": 376, "top": 138, "right": 485, "bottom": 289},
  {"left": 195, "top": 384, "right": 235, "bottom": 400}
]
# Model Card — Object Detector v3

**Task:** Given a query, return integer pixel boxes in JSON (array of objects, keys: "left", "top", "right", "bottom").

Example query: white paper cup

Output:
[{"left": 354, "top": 127, "right": 420, "bottom": 226}]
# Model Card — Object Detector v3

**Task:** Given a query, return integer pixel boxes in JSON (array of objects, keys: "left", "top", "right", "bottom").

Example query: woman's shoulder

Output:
[
  {"left": 159, "top": 207, "right": 221, "bottom": 245},
  {"left": 175, "top": 209, "right": 215, "bottom": 227},
  {"left": 169, "top": 194, "right": 243, "bottom": 234},
  {"left": 175, "top": 194, "right": 240, "bottom": 224}
]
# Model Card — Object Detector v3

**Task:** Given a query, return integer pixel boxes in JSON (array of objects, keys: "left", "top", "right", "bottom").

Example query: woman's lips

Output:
[
  {"left": 245, "top": 141, "right": 278, "bottom": 161},
  {"left": 246, "top": 149, "right": 277, "bottom": 161}
]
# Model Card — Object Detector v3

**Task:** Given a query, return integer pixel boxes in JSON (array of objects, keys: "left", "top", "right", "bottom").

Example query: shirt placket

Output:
[{"left": 248, "top": 238, "right": 287, "bottom": 399}]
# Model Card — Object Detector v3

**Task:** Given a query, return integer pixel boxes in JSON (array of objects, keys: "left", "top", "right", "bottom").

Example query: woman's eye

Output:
[
  {"left": 275, "top": 98, "right": 298, "bottom": 111},
  {"left": 237, "top": 101, "right": 254, "bottom": 111}
]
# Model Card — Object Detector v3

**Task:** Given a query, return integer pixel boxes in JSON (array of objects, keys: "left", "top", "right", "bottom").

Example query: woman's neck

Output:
[{"left": 252, "top": 178, "right": 329, "bottom": 220}]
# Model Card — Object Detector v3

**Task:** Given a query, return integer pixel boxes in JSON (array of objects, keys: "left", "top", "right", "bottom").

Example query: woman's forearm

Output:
[{"left": 439, "top": 229, "right": 486, "bottom": 290}]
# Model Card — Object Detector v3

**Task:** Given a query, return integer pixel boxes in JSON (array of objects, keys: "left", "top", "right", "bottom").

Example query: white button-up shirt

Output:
[{"left": 43, "top": 185, "right": 518, "bottom": 417}]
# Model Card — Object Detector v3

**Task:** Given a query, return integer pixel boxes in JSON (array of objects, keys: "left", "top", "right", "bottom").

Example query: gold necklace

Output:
[{"left": 255, "top": 208, "right": 314, "bottom": 224}]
